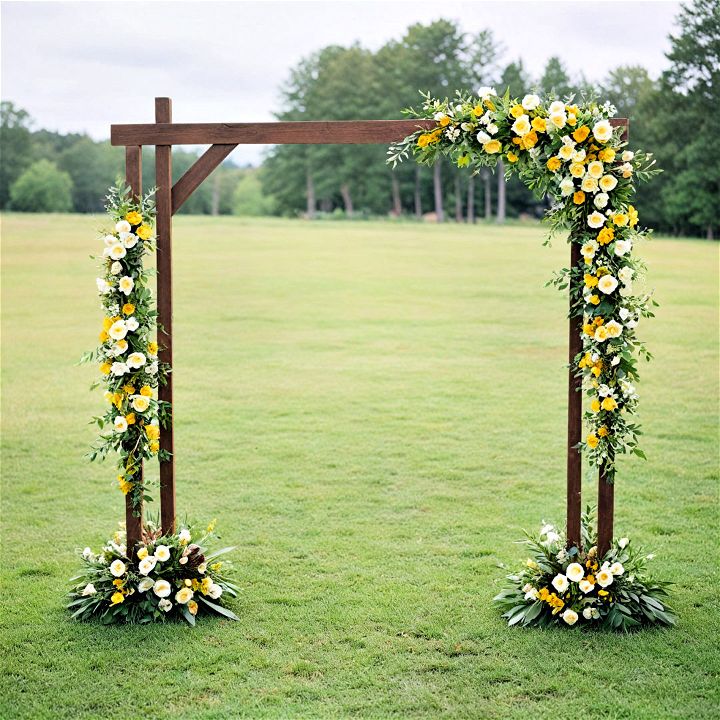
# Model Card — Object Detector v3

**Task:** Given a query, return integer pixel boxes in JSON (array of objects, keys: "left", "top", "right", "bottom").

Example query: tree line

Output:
[{"left": 1, "top": 0, "right": 716, "bottom": 237}]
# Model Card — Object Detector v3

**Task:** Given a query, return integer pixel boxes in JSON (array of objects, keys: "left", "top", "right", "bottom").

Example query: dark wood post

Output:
[
  {"left": 155, "top": 97, "right": 176, "bottom": 535},
  {"left": 597, "top": 463, "right": 614, "bottom": 556},
  {"left": 125, "top": 145, "right": 143, "bottom": 556},
  {"left": 566, "top": 239, "right": 583, "bottom": 548}
]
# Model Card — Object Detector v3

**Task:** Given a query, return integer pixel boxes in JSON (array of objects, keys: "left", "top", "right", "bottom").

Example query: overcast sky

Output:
[{"left": 1, "top": 0, "right": 680, "bottom": 165}]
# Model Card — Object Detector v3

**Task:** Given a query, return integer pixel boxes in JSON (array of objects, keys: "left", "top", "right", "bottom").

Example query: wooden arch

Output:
[{"left": 111, "top": 97, "right": 628, "bottom": 557}]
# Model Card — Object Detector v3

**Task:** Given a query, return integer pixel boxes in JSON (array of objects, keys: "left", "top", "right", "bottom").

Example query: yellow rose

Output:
[
  {"left": 145, "top": 425, "right": 160, "bottom": 440},
  {"left": 628, "top": 205, "right": 639, "bottom": 227},
  {"left": 99, "top": 330, "right": 109, "bottom": 342},
  {"left": 147, "top": 341, "right": 159, "bottom": 355},
  {"left": 572, "top": 126, "right": 590, "bottom": 143},
  {"left": 510, "top": 104, "right": 525, "bottom": 118},
  {"left": 546, "top": 156, "right": 561, "bottom": 172},
  {"left": 587, "top": 434, "right": 599, "bottom": 449},
  {"left": 601, "top": 397, "right": 618, "bottom": 411},
  {"left": 136, "top": 224, "right": 153, "bottom": 241},
  {"left": 188, "top": 600, "right": 198, "bottom": 616},
  {"left": 137, "top": 547, "right": 149, "bottom": 560},
  {"left": 595, "top": 325, "right": 609, "bottom": 341},
  {"left": 417, "top": 134, "right": 431, "bottom": 148},
  {"left": 573, "top": 191, "right": 586, "bottom": 205},
  {"left": 125, "top": 211, "right": 142, "bottom": 225},
  {"left": 558, "top": 145, "right": 574, "bottom": 161},
  {"left": 569, "top": 162, "right": 585, "bottom": 178},
  {"left": 483, "top": 140, "right": 502, "bottom": 154},
  {"left": 598, "top": 148, "right": 616, "bottom": 162},
  {"left": 99, "top": 362, "right": 111, "bottom": 375},
  {"left": 123, "top": 384, "right": 135, "bottom": 395},
  {"left": 438, "top": 115, "right": 451, "bottom": 127},
  {"left": 122, "top": 303, "right": 135, "bottom": 315},
  {"left": 531, "top": 117, "right": 546, "bottom": 133},
  {"left": 597, "top": 227, "right": 615, "bottom": 245},
  {"left": 590, "top": 399, "right": 601, "bottom": 413},
  {"left": 110, "top": 591, "right": 125, "bottom": 605},
  {"left": 589, "top": 295, "right": 600, "bottom": 305},
  {"left": 598, "top": 426, "right": 609, "bottom": 437},
  {"left": 472, "top": 104, "right": 484, "bottom": 117},
  {"left": 140, "top": 385, "right": 152, "bottom": 397},
  {"left": 102, "top": 317, "right": 113, "bottom": 331},
  {"left": 613, "top": 213, "right": 628, "bottom": 227},
  {"left": 521, "top": 130, "right": 538, "bottom": 149},
  {"left": 125, "top": 413, "right": 136, "bottom": 425},
  {"left": 507, "top": 151, "right": 519, "bottom": 163},
  {"left": 584, "top": 274, "right": 598, "bottom": 288},
  {"left": 149, "top": 441, "right": 160, "bottom": 454}
]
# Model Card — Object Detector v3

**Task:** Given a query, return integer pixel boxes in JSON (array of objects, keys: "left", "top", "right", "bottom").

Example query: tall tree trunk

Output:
[
  {"left": 391, "top": 173, "right": 402, "bottom": 216},
  {"left": 306, "top": 171, "right": 316, "bottom": 219},
  {"left": 433, "top": 161, "right": 444, "bottom": 222},
  {"left": 483, "top": 170, "right": 491, "bottom": 221},
  {"left": 496, "top": 160, "right": 506, "bottom": 224},
  {"left": 467, "top": 174, "right": 475, "bottom": 224},
  {"left": 340, "top": 183, "right": 354, "bottom": 217},
  {"left": 454, "top": 172, "right": 463, "bottom": 222},
  {"left": 210, "top": 172, "right": 220, "bottom": 216},
  {"left": 414, "top": 167, "right": 422, "bottom": 218}
]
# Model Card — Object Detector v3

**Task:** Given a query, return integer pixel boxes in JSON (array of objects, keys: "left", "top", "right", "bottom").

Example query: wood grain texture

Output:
[
  {"left": 597, "top": 463, "right": 614, "bottom": 557},
  {"left": 172, "top": 144, "right": 237, "bottom": 215},
  {"left": 155, "top": 98, "right": 176, "bottom": 536},
  {"left": 124, "top": 146, "right": 143, "bottom": 556}
]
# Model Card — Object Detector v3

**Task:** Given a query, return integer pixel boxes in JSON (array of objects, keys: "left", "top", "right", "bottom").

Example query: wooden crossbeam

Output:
[{"left": 172, "top": 144, "right": 237, "bottom": 215}]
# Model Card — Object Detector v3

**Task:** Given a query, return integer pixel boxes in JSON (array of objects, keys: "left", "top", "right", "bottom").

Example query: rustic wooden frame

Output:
[{"left": 114, "top": 97, "right": 627, "bottom": 556}]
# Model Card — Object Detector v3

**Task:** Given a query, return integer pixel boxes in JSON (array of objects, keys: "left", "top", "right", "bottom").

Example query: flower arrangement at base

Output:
[
  {"left": 68, "top": 520, "right": 239, "bottom": 625},
  {"left": 493, "top": 510, "right": 675, "bottom": 631}
]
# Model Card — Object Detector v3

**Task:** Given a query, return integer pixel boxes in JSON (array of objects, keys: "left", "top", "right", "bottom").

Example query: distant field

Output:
[{"left": 1, "top": 213, "right": 718, "bottom": 719}]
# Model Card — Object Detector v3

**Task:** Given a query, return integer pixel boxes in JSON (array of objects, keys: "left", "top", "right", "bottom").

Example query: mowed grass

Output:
[{"left": 1, "top": 213, "right": 718, "bottom": 720}]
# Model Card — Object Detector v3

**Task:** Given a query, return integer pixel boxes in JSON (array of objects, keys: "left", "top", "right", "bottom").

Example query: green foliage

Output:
[
  {"left": 0, "top": 101, "right": 33, "bottom": 207},
  {"left": 233, "top": 169, "right": 276, "bottom": 216},
  {"left": 9, "top": 159, "right": 73, "bottom": 212}
]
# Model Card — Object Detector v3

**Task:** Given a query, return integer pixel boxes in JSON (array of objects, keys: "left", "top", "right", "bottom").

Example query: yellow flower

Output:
[
  {"left": 145, "top": 425, "right": 160, "bottom": 441},
  {"left": 210, "top": 562, "right": 223, "bottom": 571},
  {"left": 597, "top": 227, "right": 615, "bottom": 245},
  {"left": 147, "top": 341, "right": 159, "bottom": 355},
  {"left": 123, "top": 384, "right": 135, "bottom": 395},
  {"left": 485, "top": 99, "right": 495, "bottom": 111},
  {"left": 628, "top": 205, "right": 639, "bottom": 227},
  {"left": 137, "top": 547, "right": 149, "bottom": 560},
  {"left": 99, "top": 330, "right": 109, "bottom": 342},
  {"left": 117, "top": 476, "right": 133, "bottom": 495},
  {"left": 531, "top": 117, "right": 546, "bottom": 133},
  {"left": 591, "top": 399, "right": 601, "bottom": 413},
  {"left": 112, "top": 392, "right": 123, "bottom": 409},
  {"left": 438, "top": 115, "right": 451, "bottom": 127},
  {"left": 598, "top": 426, "right": 609, "bottom": 437},
  {"left": 613, "top": 213, "right": 628, "bottom": 227},
  {"left": 583, "top": 323, "right": 595, "bottom": 336},
  {"left": 113, "top": 578, "right": 125, "bottom": 588},
  {"left": 589, "top": 294, "right": 600, "bottom": 305},
  {"left": 573, "top": 191, "right": 586, "bottom": 205},
  {"left": 140, "top": 385, "right": 153, "bottom": 397},
  {"left": 125, "top": 211, "right": 142, "bottom": 225},
  {"left": 598, "top": 148, "right": 616, "bottom": 162},
  {"left": 595, "top": 325, "right": 609, "bottom": 341},
  {"left": 472, "top": 104, "right": 484, "bottom": 117},
  {"left": 201, "top": 577, "right": 213, "bottom": 595},
  {"left": 188, "top": 600, "right": 198, "bottom": 616},
  {"left": 510, "top": 104, "right": 525, "bottom": 118},
  {"left": 591, "top": 366, "right": 601, "bottom": 378},
  {"left": 103, "top": 317, "right": 114, "bottom": 331},
  {"left": 546, "top": 156, "right": 561, "bottom": 172},
  {"left": 457, "top": 155, "right": 470, "bottom": 168},
  {"left": 417, "top": 133, "right": 432, "bottom": 148},
  {"left": 483, "top": 140, "right": 502, "bottom": 154},
  {"left": 149, "top": 441, "right": 160, "bottom": 454},
  {"left": 136, "top": 224, "right": 153, "bottom": 241},
  {"left": 572, "top": 126, "right": 590, "bottom": 143},
  {"left": 601, "top": 397, "right": 618, "bottom": 411},
  {"left": 125, "top": 413, "right": 136, "bottom": 425},
  {"left": 99, "top": 362, "right": 111, "bottom": 375},
  {"left": 110, "top": 591, "right": 125, "bottom": 605},
  {"left": 122, "top": 303, "right": 135, "bottom": 315},
  {"left": 569, "top": 162, "right": 585, "bottom": 178},
  {"left": 507, "top": 151, "right": 519, "bottom": 163},
  {"left": 587, "top": 434, "right": 599, "bottom": 449},
  {"left": 521, "top": 130, "right": 538, "bottom": 149},
  {"left": 567, "top": 113, "right": 577, "bottom": 127},
  {"left": 584, "top": 273, "right": 598, "bottom": 288}
]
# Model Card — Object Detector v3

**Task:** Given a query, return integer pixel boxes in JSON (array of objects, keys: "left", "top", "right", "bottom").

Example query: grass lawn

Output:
[{"left": 1, "top": 213, "right": 718, "bottom": 719}]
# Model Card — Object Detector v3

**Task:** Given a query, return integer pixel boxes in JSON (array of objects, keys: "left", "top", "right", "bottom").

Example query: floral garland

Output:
[
  {"left": 82, "top": 184, "right": 169, "bottom": 508},
  {"left": 389, "top": 88, "right": 658, "bottom": 481},
  {"left": 68, "top": 520, "right": 239, "bottom": 625},
  {"left": 493, "top": 512, "right": 675, "bottom": 630}
]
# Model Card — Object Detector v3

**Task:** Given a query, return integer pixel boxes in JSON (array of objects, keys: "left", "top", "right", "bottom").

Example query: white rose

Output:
[
  {"left": 81, "top": 583, "right": 97, "bottom": 596},
  {"left": 521, "top": 93, "right": 541, "bottom": 111},
  {"left": 582, "top": 607, "right": 594, "bottom": 619},
  {"left": 158, "top": 598, "right": 173, "bottom": 612},
  {"left": 138, "top": 556, "right": 158, "bottom": 575},
  {"left": 551, "top": 574, "right": 569, "bottom": 593},
  {"left": 559, "top": 176, "right": 575, "bottom": 196},
  {"left": 511, "top": 114, "right": 531, "bottom": 136},
  {"left": 175, "top": 587, "right": 194, "bottom": 604},
  {"left": 118, "top": 276, "right": 134, "bottom": 295},
  {"left": 154, "top": 545, "right": 171, "bottom": 562},
  {"left": 82, "top": 547, "right": 93, "bottom": 560},
  {"left": 610, "top": 562, "right": 625, "bottom": 576},
  {"left": 96, "top": 278, "right": 111, "bottom": 294},
  {"left": 558, "top": 145, "right": 574, "bottom": 161},
  {"left": 110, "top": 559, "right": 126, "bottom": 577},
  {"left": 198, "top": 563, "right": 207, "bottom": 574},
  {"left": 109, "top": 244, "right": 127, "bottom": 260},
  {"left": 477, "top": 86, "right": 496, "bottom": 99},
  {"left": 179, "top": 556, "right": 188, "bottom": 565},
  {"left": 114, "top": 416, "right": 128, "bottom": 433},
  {"left": 104, "top": 234, "right": 117, "bottom": 247},
  {"left": 599, "top": 174, "right": 618, "bottom": 192},
  {"left": 572, "top": 149, "right": 586, "bottom": 163},
  {"left": 540, "top": 523, "right": 554, "bottom": 535},
  {"left": 618, "top": 267, "right": 634, "bottom": 285},
  {"left": 596, "top": 568, "right": 614, "bottom": 588},
  {"left": 594, "top": 193, "right": 609, "bottom": 209},
  {"left": 548, "top": 100, "right": 565, "bottom": 115},
  {"left": 605, "top": 320, "right": 623, "bottom": 338},
  {"left": 614, "top": 239, "right": 632, "bottom": 257},
  {"left": 109, "top": 261, "right": 122, "bottom": 275},
  {"left": 137, "top": 577, "right": 155, "bottom": 593},
  {"left": 579, "top": 579, "right": 595, "bottom": 594},
  {"left": 543, "top": 531, "right": 560, "bottom": 545},
  {"left": 127, "top": 352, "right": 146, "bottom": 369},
  {"left": 153, "top": 579, "right": 172, "bottom": 598},
  {"left": 566, "top": 563, "right": 584, "bottom": 582},
  {"left": 147, "top": 361, "right": 159, "bottom": 375},
  {"left": 562, "top": 608, "right": 579, "bottom": 625},
  {"left": 587, "top": 161, "right": 604, "bottom": 179},
  {"left": 592, "top": 119, "right": 614, "bottom": 143},
  {"left": 580, "top": 241, "right": 598, "bottom": 260},
  {"left": 115, "top": 220, "right": 131, "bottom": 234},
  {"left": 476, "top": 130, "right": 491, "bottom": 144},
  {"left": 618, "top": 537, "right": 629, "bottom": 549},
  {"left": 125, "top": 316, "right": 139, "bottom": 332},
  {"left": 598, "top": 275, "right": 619, "bottom": 295},
  {"left": 108, "top": 320, "right": 128, "bottom": 340},
  {"left": 131, "top": 395, "right": 151, "bottom": 412},
  {"left": 587, "top": 211, "right": 606, "bottom": 229},
  {"left": 123, "top": 233, "right": 138, "bottom": 249},
  {"left": 208, "top": 582, "right": 223, "bottom": 599},
  {"left": 524, "top": 588, "right": 538, "bottom": 601},
  {"left": 622, "top": 151, "right": 634, "bottom": 161},
  {"left": 111, "top": 361, "right": 128, "bottom": 376},
  {"left": 486, "top": 123, "right": 498, "bottom": 135},
  {"left": 581, "top": 176, "right": 599, "bottom": 194},
  {"left": 111, "top": 341, "right": 127, "bottom": 357}
]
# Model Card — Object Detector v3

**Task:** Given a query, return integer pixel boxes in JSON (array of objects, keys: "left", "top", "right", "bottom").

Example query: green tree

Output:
[
  {"left": 540, "top": 57, "right": 574, "bottom": 99},
  {"left": 233, "top": 169, "right": 276, "bottom": 216},
  {"left": 9, "top": 159, "right": 73, "bottom": 212},
  {"left": 0, "top": 102, "right": 33, "bottom": 209}
]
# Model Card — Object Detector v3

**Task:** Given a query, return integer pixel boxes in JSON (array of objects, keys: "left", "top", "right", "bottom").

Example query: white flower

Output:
[
  {"left": 96, "top": 278, "right": 111, "bottom": 294},
  {"left": 198, "top": 562, "right": 207, "bottom": 574},
  {"left": 524, "top": 587, "right": 538, "bottom": 601},
  {"left": 108, "top": 320, "right": 128, "bottom": 341},
  {"left": 477, "top": 86, "right": 496, "bottom": 99},
  {"left": 566, "top": 563, "right": 584, "bottom": 582},
  {"left": 540, "top": 523, "right": 555, "bottom": 535},
  {"left": 598, "top": 275, "right": 619, "bottom": 295},
  {"left": 596, "top": 568, "right": 614, "bottom": 588},
  {"left": 179, "top": 556, "right": 188, "bottom": 565},
  {"left": 138, "top": 556, "right": 158, "bottom": 575},
  {"left": 618, "top": 537, "right": 629, "bottom": 549},
  {"left": 622, "top": 150, "right": 634, "bottom": 161},
  {"left": 521, "top": 93, "right": 541, "bottom": 111},
  {"left": 594, "top": 193, "right": 609, "bottom": 209},
  {"left": 110, "top": 261, "right": 122, "bottom": 276},
  {"left": 558, "top": 144, "right": 574, "bottom": 161},
  {"left": 208, "top": 582, "right": 223, "bottom": 599},
  {"left": 158, "top": 598, "right": 173, "bottom": 612},
  {"left": 610, "top": 562, "right": 625, "bottom": 576},
  {"left": 562, "top": 608, "right": 579, "bottom": 626},
  {"left": 647, "top": 553, "right": 655, "bottom": 560},
  {"left": 543, "top": 531, "right": 560, "bottom": 546},
  {"left": 599, "top": 174, "right": 618, "bottom": 192},
  {"left": 587, "top": 211, "right": 606, "bottom": 229},
  {"left": 104, "top": 234, "right": 117, "bottom": 247},
  {"left": 581, "top": 240, "right": 598, "bottom": 260},
  {"left": 572, "top": 149, "right": 586, "bottom": 163},
  {"left": 147, "top": 361, "right": 159, "bottom": 375},
  {"left": 605, "top": 320, "right": 623, "bottom": 338},
  {"left": 131, "top": 394, "right": 151, "bottom": 412},
  {"left": 109, "top": 244, "right": 127, "bottom": 260},
  {"left": 175, "top": 587, "right": 194, "bottom": 604},
  {"left": 581, "top": 176, "right": 599, "bottom": 194},
  {"left": 548, "top": 100, "right": 565, "bottom": 115},
  {"left": 115, "top": 220, "right": 131, "bottom": 234},
  {"left": 582, "top": 607, "right": 594, "bottom": 619},
  {"left": 618, "top": 267, "right": 634, "bottom": 285},
  {"left": 110, "top": 559, "right": 126, "bottom": 577},
  {"left": 559, "top": 176, "right": 575, "bottom": 196},
  {"left": 460, "top": 122, "right": 473, "bottom": 132},
  {"left": 118, "top": 276, "right": 134, "bottom": 295},
  {"left": 153, "top": 579, "right": 172, "bottom": 598},
  {"left": 579, "top": 579, "right": 595, "bottom": 594},
  {"left": 587, "top": 161, "right": 604, "bottom": 179},
  {"left": 111, "top": 361, "right": 128, "bottom": 376},
  {"left": 476, "top": 130, "right": 491, "bottom": 144},
  {"left": 611, "top": 355, "right": 620, "bottom": 367},
  {"left": 114, "top": 416, "right": 128, "bottom": 433},
  {"left": 137, "top": 577, "right": 155, "bottom": 593},
  {"left": 122, "top": 233, "right": 138, "bottom": 249},
  {"left": 486, "top": 123, "right": 498, "bottom": 135},
  {"left": 111, "top": 341, "right": 127, "bottom": 357},
  {"left": 551, "top": 574, "right": 569, "bottom": 593},
  {"left": 127, "top": 352, "right": 146, "bottom": 369},
  {"left": 154, "top": 545, "right": 171, "bottom": 562},
  {"left": 82, "top": 547, "right": 93, "bottom": 560},
  {"left": 620, "top": 162, "right": 633, "bottom": 175},
  {"left": 176, "top": 529, "right": 191, "bottom": 546},
  {"left": 81, "top": 583, "right": 96, "bottom": 596},
  {"left": 592, "top": 119, "right": 613, "bottom": 143},
  {"left": 549, "top": 112, "right": 566, "bottom": 129},
  {"left": 125, "top": 316, "right": 139, "bottom": 332},
  {"left": 511, "top": 114, "right": 531, "bottom": 136}
]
